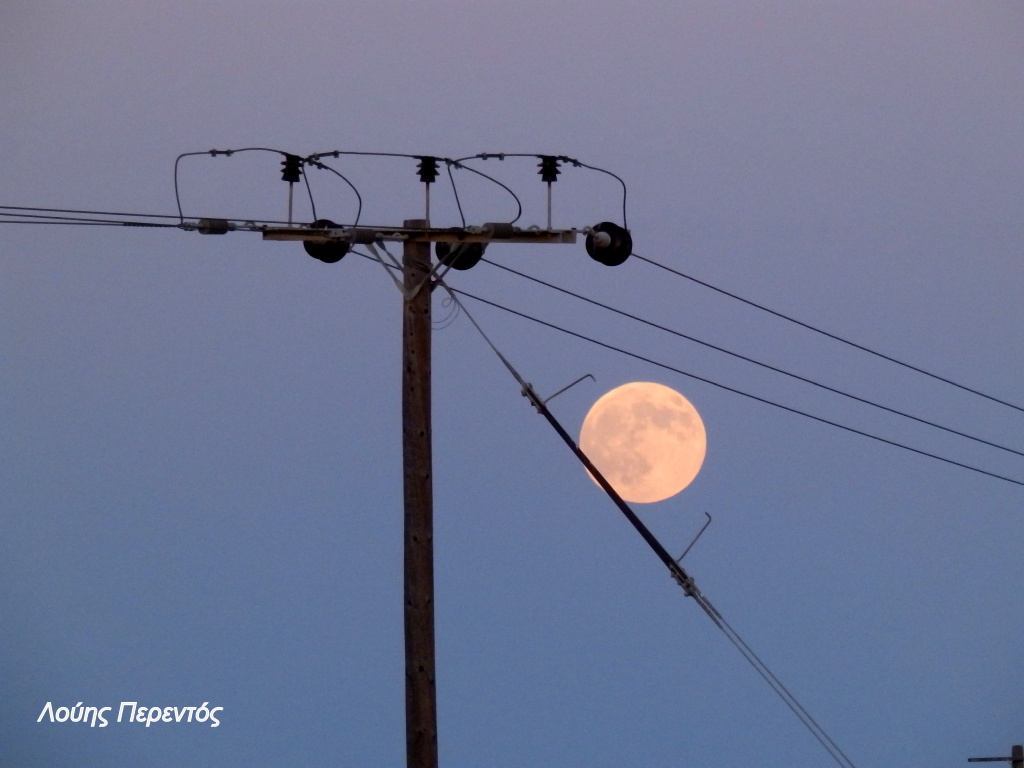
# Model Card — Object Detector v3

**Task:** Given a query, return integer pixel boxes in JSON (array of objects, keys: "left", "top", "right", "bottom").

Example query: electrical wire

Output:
[
  {"left": 304, "top": 158, "right": 364, "bottom": 226},
  {"left": 480, "top": 258, "right": 1024, "bottom": 460},
  {"left": 448, "top": 160, "right": 523, "bottom": 224},
  {"left": 9, "top": 198, "right": 1020, "bottom": 474},
  {"left": 0, "top": 219, "right": 175, "bottom": 228},
  {"left": 439, "top": 281, "right": 858, "bottom": 768},
  {"left": 445, "top": 162, "right": 467, "bottom": 227},
  {"left": 11, "top": 170, "right": 1018, "bottom": 474},
  {"left": 0, "top": 211, "right": 178, "bottom": 228},
  {"left": 174, "top": 147, "right": 296, "bottom": 223},
  {"left": 562, "top": 156, "right": 629, "bottom": 230},
  {"left": 0, "top": 205, "right": 302, "bottom": 229},
  {"left": 305, "top": 151, "right": 524, "bottom": 226},
  {"left": 634, "top": 252, "right": 1024, "bottom": 415},
  {"left": 0, "top": 204, "right": 183, "bottom": 221},
  {"left": 457, "top": 152, "right": 629, "bottom": 228},
  {"left": 348, "top": 247, "right": 1024, "bottom": 485},
  {"left": 433, "top": 292, "right": 462, "bottom": 330},
  {"left": 449, "top": 287, "right": 1024, "bottom": 489},
  {"left": 174, "top": 146, "right": 368, "bottom": 228},
  {"left": 686, "top": 588, "right": 858, "bottom": 768},
  {"left": 302, "top": 167, "right": 318, "bottom": 222}
]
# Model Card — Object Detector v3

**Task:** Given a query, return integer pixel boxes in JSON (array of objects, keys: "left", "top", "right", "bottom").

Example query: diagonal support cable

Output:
[{"left": 439, "top": 282, "right": 860, "bottom": 768}]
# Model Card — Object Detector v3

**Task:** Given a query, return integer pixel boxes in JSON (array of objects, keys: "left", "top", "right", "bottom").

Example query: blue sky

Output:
[{"left": 2, "top": 3, "right": 1022, "bottom": 766}]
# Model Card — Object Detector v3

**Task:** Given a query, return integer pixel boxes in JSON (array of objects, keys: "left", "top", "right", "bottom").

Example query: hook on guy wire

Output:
[
  {"left": 541, "top": 374, "right": 595, "bottom": 405},
  {"left": 676, "top": 512, "right": 713, "bottom": 564}
]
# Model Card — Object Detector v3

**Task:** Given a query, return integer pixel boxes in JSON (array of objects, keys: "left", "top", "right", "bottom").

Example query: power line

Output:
[
  {"left": 481, "top": 258, "right": 1024, "bottom": 460},
  {"left": 0, "top": 214, "right": 176, "bottom": 228},
  {"left": 0, "top": 219, "right": 174, "bottom": 228},
  {"left": 443, "top": 283, "right": 859, "bottom": 768},
  {"left": 0, "top": 204, "right": 181, "bottom": 221},
  {"left": 451, "top": 287, "right": 1024, "bottom": 489},
  {"left": 307, "top": 150, "right": 526, "bottom": 224},
  {"left": 7, "top": 215, "right": 1019, "bottom": 481},
  {"left": 358, "top": 252, "right": 1024, "bottom": 489},
  {"left": 634, "top": 253, "right": 1024, "bottom": 415},
  {"left": 685, "top": 587, "right": 858, "bottom": 768},
  {"left": 454, "top": 153, "right": 629, "bottom": 229},
  {"left": 0, "top": 205, "right": 297, "bottom": 228},
  {"left": 10, "top": 203, "right": 1022, "bottom": 484}
]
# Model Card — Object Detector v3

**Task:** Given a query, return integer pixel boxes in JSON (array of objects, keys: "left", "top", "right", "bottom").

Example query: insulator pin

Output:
[
  {"left": 416, "top": 156, "right": 440, "bottom": 184},
  {"left": 537, "top": 156, "right": 561, "bottom": 183},
  {"left": 280, "top": 154, "right": 303, "bottom": 183}
]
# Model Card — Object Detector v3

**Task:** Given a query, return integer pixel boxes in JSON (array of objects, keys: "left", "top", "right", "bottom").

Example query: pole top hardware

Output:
[
  {"left": 280, "top": 154, "right": 303, "bottom": 183},
  {"left": 262, "top": 223, "right": 578, "bottom": 245},
  {"left": 416, "top": 156, "right": 440, "bottom": 185},
  {"left": 538, "top": 155, "right": 561, "bottom": 183},
  {"left": 969, "top": 746, "right": 1024, "bottom": 767}
]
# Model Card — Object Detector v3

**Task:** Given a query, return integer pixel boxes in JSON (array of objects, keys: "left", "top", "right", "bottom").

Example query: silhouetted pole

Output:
[
  {"left": 968, "top": 744, "right": 1023, "bottom": 768},
  {"left": 402, "top": 219, "right": 438, "bottom": 768},
  {"left": 261, "top": 207, "right": 584, "bottom": 768}
]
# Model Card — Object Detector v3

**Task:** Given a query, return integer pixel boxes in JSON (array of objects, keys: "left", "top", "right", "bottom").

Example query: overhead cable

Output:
[
  {"left": 457, "top": 152, "right": 629, "bottom": 228},
  {"left": 451, "top": 287, "right": 1024, "bottom": 489},
  {"left": 0, "top": 205, "right": 310, "bottom": 229},
  {"left": 634, "top": 253, "right": 1024, "bottom": 415},
  {"left": 481, "top": 259, "right": 1024, "bottom": 460},
  {"left": 441, "top": 282, "right": 859, "bottom": 768}
]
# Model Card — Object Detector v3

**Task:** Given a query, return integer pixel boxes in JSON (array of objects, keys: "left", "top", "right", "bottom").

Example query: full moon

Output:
[{"left": 579, "top": 382, "right": 706, "bottom": 503}]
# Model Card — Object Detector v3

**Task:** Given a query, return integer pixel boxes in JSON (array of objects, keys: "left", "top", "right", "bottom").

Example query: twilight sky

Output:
[{"left": 2, "top": 3, "right": 1023, "bottom": 766}]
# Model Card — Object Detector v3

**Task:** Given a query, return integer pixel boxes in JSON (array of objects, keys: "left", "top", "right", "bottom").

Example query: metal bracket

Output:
[
  {"left": 541, "top": 374, "right": 595, "bottom": 405},
  {"left": 676, "top": 512, "right": 713, "bottom": 564}
]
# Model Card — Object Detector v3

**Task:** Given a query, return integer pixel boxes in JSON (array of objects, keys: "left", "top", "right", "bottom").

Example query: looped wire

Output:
[{"left": 433, "top": 293, "right": 461, "bottom": 330}]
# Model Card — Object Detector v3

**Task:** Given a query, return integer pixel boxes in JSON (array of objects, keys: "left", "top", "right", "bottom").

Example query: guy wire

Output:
[{"left": 437, "top": 280, "right": 859, "bottom": 768}]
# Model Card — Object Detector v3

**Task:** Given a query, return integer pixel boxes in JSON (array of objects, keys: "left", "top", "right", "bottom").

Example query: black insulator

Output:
[
  {"left": 538, "top": 156, "right": 561, "bottom": 183},
  {"left": 437, "top": 241, "right": 485, "bottom": 270},
  {"left": 304, "top": 219, "right": 349, "bottom": 264},
  {"left": 585, "top": 221, "right": 632, "bottom": 266},
  {"left": 197, "top": 218, "right": 230, "bottom": 235},
  {"left": 483, "top": 221, "right": 516, "bottom": 238},
  {"left": 281, "top": 154, "right": 303, "bottom": 183},
  {"left": 348, "top": 227, "right": 377, "bottom": 244},
  {"left": 417, "top": 156, "right": 439, "bottom": 184}
]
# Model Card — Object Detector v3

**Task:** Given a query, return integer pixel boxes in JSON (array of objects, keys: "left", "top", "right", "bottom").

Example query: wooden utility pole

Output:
[
  {"left": 401, "top": 219, "right": 438, "bottom": 768},
  {"left": 21, "top": 150, "right": 608, "bottom": 768},
  {"left": 263, "top": 206, "right": 587, "bottom": 768},
  {"left": 968, "top": 744, "right": 1023, "bottom": 768}
]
